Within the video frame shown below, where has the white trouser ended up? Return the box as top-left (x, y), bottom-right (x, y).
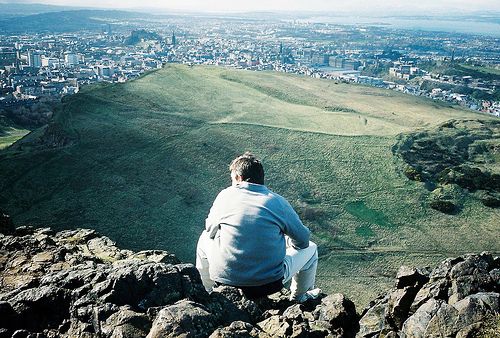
top-left (195, 231), bottom-right (318, 298)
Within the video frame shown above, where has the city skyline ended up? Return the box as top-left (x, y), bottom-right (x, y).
top-left (4, 0), bottom-right (500, 14)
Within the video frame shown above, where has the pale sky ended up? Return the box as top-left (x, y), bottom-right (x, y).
top-left (9, 0), bottom-right (500, 14)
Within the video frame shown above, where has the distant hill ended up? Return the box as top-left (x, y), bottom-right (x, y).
top-left (0, 9), bottom-right (151, 33)
top-left (0, 64), bottom-right (498, 306)
top-left (0, 3), bottom-right (87, 18)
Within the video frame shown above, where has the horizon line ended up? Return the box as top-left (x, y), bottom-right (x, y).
top-left (1, 1), bottom-right (500, 16)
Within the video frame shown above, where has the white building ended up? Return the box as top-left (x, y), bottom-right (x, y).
top-left (41, 56), bottom-right (60, 68)
top-left (95, 65), bottom-right (115, 78)
top-left (64, 52), bottom-right (78, 66)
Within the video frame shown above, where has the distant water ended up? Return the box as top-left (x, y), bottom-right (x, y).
top-left (305, 16), bottom-right (500, 38)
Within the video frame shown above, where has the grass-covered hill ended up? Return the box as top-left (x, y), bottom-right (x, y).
top-left (0, 117), bottom-right (29, 150)
top-left (0, 64), bottom-right (498, 307)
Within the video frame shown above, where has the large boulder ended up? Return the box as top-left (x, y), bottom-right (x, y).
top-left (7, 285), bottom-right (72, 331)
top-left (147, 300), bottom-right (216, 338)
top-left (357, 295), bottom-right (388, 337)
top-left (96, 261), bottom-right (185, 308)
top-left (209, 321), bottom-right (259, 338)
top-left (422, 293), bottom-right (500, 337)
top-left (359, 253), bottom-right (500, 338)
top-left (313, 293), bottom-right (358, 337)
top-left (401, 298), bottom-right (444, 338)
top-left (395, 266), bottom-right (430, 289)
top-left (102, 306), bottom-right (152, 338)
top-left (410, 278), bottom-right (449, 313)
top-left (208, 286), bottom-right (263, 324)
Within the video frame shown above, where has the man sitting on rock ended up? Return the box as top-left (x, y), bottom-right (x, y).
top-left (196, 152), bottom-right (320, 302)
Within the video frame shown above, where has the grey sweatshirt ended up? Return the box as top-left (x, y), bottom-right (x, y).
top-left (205, 181), bottom-right (310, 286)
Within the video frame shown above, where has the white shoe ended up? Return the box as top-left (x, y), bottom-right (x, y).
top-left (291, 288), bottom-right (322, 303)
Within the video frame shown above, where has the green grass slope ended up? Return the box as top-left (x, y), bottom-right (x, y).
top-left (1, 64), bottom-right (498, 307)
top-left (0, 117), bottom-right (30, 150)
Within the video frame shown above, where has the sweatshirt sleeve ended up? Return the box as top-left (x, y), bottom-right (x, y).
top-left (205, 189), bottom-right (227, 238)
top-left (280, 197), bottom-right (310, 249)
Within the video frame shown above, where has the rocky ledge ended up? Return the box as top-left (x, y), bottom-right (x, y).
top-left (0, 216), bottom-right (498, 337)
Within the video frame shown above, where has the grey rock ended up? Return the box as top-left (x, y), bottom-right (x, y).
top-left (453, 292), bottom-right (499, 324)
top-left (70, 302), bottom-right (119, 336)
top-left (8, 285), bottom-right (71, 331)
top-left (357, 295), bottom-right (388, 337)
top-left (494, 256), bottom-right (500, 270)
top-left (98, 261), bottom-right (183, 309)
top-left (411, 279), bottom-right (449, 313)
top-left (209, 321), bottom-right (259, 338)
top-left (65, 318), bottom-right (99, 338)
top-left (3, 226), bottom-right (498, 338)
top-left (13, 226), bottom-right (35, 237)
top-left (102, 306), bottom-right (151, 338)
top-left (147, 300), bottom-right (216, 338)
top-left (489, 268), bottom-right (500, 291)
top-left (386, 286), bottom-right (420, 330)
top-left (402, 298), bottom-right (444, 338)
top-left (395, 266), bottom-right (429, 289)
top-left (449, 272), bottom-right (493, 305)
top-left (257, 315), bottom-right (291, 337)
top-left (209, 286), bottom-right (262, 324)
top-left (55, 228), bottom-right (99, 245)
top-left (423, 301), bottom-right (459, 337)
top-left (313, 293), bottom-right (358, 337)
top-left (175, 263), bottom-right (209, 303)
top-left (424, 292), bottom-right (499, 337)
top-left (450, 255), bottom-right (490, 279)
top-left (86, 236), bottom-right (127, 262)
top-left (430, 257), bottom-right (464, 281)
top-left (129, 250), bottom-right (180, 264)
top-left (455, 322), bottom-right (484, 338)
top-left (283, 304), bottom-right (305, 321)
top-left (39, 265), bottom-right (100, 290)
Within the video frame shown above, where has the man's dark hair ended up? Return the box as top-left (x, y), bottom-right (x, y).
top-left (229, 152), bottom-right (265, 185)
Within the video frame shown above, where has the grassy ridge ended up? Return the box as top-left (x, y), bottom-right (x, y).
top-left (0, 64), bottom-right (498, 307)
top-left (0, 117), bottom-right (30, 150)
top-left (0, 128), bottom-right (29, 149)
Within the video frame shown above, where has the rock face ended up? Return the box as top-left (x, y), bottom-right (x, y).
top-left (0, 226), bottom-right (357, 337)
top-left (358, 254), bottom-right (500, 337)
top-left (1, 223), bottom-right (498, 337)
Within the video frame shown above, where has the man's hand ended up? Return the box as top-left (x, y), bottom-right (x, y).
top-left (285, 235), bottom-right (309, 250)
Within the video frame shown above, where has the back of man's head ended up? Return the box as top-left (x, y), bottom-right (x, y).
top-left (229, 152), bottom-right (265, 185)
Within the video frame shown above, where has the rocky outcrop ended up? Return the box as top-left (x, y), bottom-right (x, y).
top-left (393, 119), bottom-right (500, 213)
top-left (1, 223), bottom-right (498, 337)
top-left (357, 253), bottom-right (500, 337)
top-left (0, 226), bottom-right (357, 338)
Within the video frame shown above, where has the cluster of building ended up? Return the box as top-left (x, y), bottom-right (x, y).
top-left (0, 32), bottom-right (164, 108)
top-left (389, 61), bottom-right (423, 80)
top-left (0, 16), bottom-right (498, 117)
